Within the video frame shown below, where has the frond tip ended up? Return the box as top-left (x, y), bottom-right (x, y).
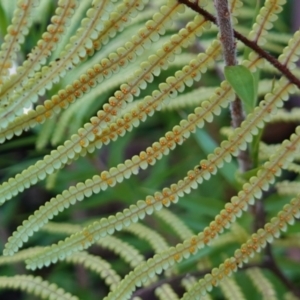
top-left (0, 275), bottom-right (78, 300)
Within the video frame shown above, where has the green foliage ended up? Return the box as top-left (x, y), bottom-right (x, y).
top-left (0, 0), bottom-right (300, 299)
top-left (224, 65), bottom-right (257, 115)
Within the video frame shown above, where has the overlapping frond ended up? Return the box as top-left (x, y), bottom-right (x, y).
top-left (42, 221), bottom-right (145, 269)
top-left (99, 127), bottom-right (300, 300)
top-left (0, 0), bottom-right (185, 142)
top-left (12, 0), bottom-right (298, 271)
top-left (0, 0), bottom-right (300, 299)
top-left (0, 2), bottom-right (207, 204)
top-left (3, 37), bottom-right (222, 255)
top-left (0, 275), bottom-right (78, 300)
top-left (246, 268), bottom-right (278, 300)
top-left (0, 0), bottom-right (40, 85)
top-left (155, 283), bottom-right (180, 300)
top-left (0, 0), bottom-right (123, 126)
top-left (181, 195), bottom-right (300, 299)
top-left (0, 0), bottom-right (78, 94)
top-left (219, 276), bottom-right (247, 300)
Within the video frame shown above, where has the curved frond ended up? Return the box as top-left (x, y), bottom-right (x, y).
top-left (3, 38), bottom-right (222, 255)
top-left (0, 0), bottom-right (143, 128)
top-left (0, 0), bottom-right (78, 95)
top-left (0, 275), bottom-right (78, 300)
top-left (181, 195), bottom-right (300, 299)
top-left (182, 276), bottom-right (213, 300)
top-left (21, 72), bottom-right (299, 270)
top-left (65, 251), bottom-right (121, 291)
top-left (219, 276), bottom-right (247, 300)
top-left (42, 221), bottom-right (145, 268)
top-left (0, 0), bottom-right (40, 85)
top-left (276, 181), bottom-right (300, 196)
top-left (154, 208), bottom-right (194, 240)
top-left (155, 283), bottom-right (180, 300)
top-left (0, 0), bottom-right (300, 299)
top-left (0, 0), bottom-right (186, 142)
top-left (0, 6), bottom-right (210, 204)
top-left (125, 222), bottom-right (170, 253)
top-left (246, 268), bottom-right (278, 300)
top-left (98, 126), bottom-right (300, 300)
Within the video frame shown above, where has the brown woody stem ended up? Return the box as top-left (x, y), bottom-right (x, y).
top-left (178, 0), bottom-right (300, 90)
top-left (214, 0), bottom-right (250, 172)
top-left (214, 0), bottom-right (237, 66)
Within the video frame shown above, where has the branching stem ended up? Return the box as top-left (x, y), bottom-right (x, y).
top-left (214, 0), bottom-right (237, 66)
top-left (213, 0), bottom-right (250, 173)
top-left (178, 0), bottom-right (300, 90)
top-left (213, 0), bottom-right (242, 128)
top-left (176, 2), bottom-right (300, 298)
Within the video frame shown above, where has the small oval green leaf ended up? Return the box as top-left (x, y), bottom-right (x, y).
top-left (224, 65), bottom-right (256, 114)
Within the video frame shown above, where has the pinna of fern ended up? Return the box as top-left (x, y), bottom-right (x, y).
top-left (0, 0), bottom-right (261, 256)
top-left (1, 0), bottom-right (300, 299)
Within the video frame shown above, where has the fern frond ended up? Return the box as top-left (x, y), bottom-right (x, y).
top-left (0, 6), bottom-right (209, 204)
top-left (0, 0), bottom-right (78, 96)
top-left (154, 208), bottom-right (194, 240)
top-left (97, 126), bottom-right (300, 300)
top-left (276, 181), bottom-right (300, 196)
top-left (41, 221), bottom-right (161, 286)
top-left (0, 246), bottom-right (121, 292)
top-left (99, 235), bottom-right (145, 269)
top-left (260, 143), bottom-right (300, 165)
top-left (0, 0), bottom-right (251, 207)
top-left (0, 0), bottom-right (186, 143)
top-left (0, 0), bottom-right (144, 128)
top-left (161, 86), bottom-right (216, 110)
top-left (127, 212), bottom-right (183, 276)
top-left (211, 223), bottom-right (249, 247)
top-left (17, 75), bottom-right (295, 268)
top-left (64, 251), bottom-right (121, 291)
top-left (210, 232), bottom-right (236, 247)
top-left (259, 142), bottom-right (279, 160)
top-left (163, 78), bottom-right (276, 111)
top-left (125, 222), bottom-right (170, 253)
top-left (219, 276), bottom-right (247, 300)
top-left (155, 283), bottom-right (180, 300)
top-left (0, 0), bottom-right (40, 85)
top-left (182, 276), bottom-right (213, 300)
top-left (269, 108), bottom-right (300, 123)
top-left (50, 50), bottom-right (189, 143)
top-left (248, 0), bottom-right (286, 46)
top-left (283, 162), bottom-right (300, 174)
top-left (181, 195), bottom-right (300, 299)
top-left (53, 0), bottom-right (93, 56)
top-left (274, 235), bottom-right (300, 248)
top-left (51, 64), bottom-right (132, 145)
top-left (181, 275), bottom-right (197, 291)
top-left (246, 268), bottom-right (278, 300)
top-left (19, 31), bottom-right (300, 268)
top-left (279, 30), bottom-right (300, 69)
top-left (0, 275), bottom-right (78, 300)
top-left (42, 221), bottom-right (145, 269)
top-left (0, 0), bottom-right (299, 299)
top-left (0, 247), bottom-right (42, 265)
top-left (3, 38), bottom-right (223, 255)
top-left (260, 143), bottom-right (300, 174)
